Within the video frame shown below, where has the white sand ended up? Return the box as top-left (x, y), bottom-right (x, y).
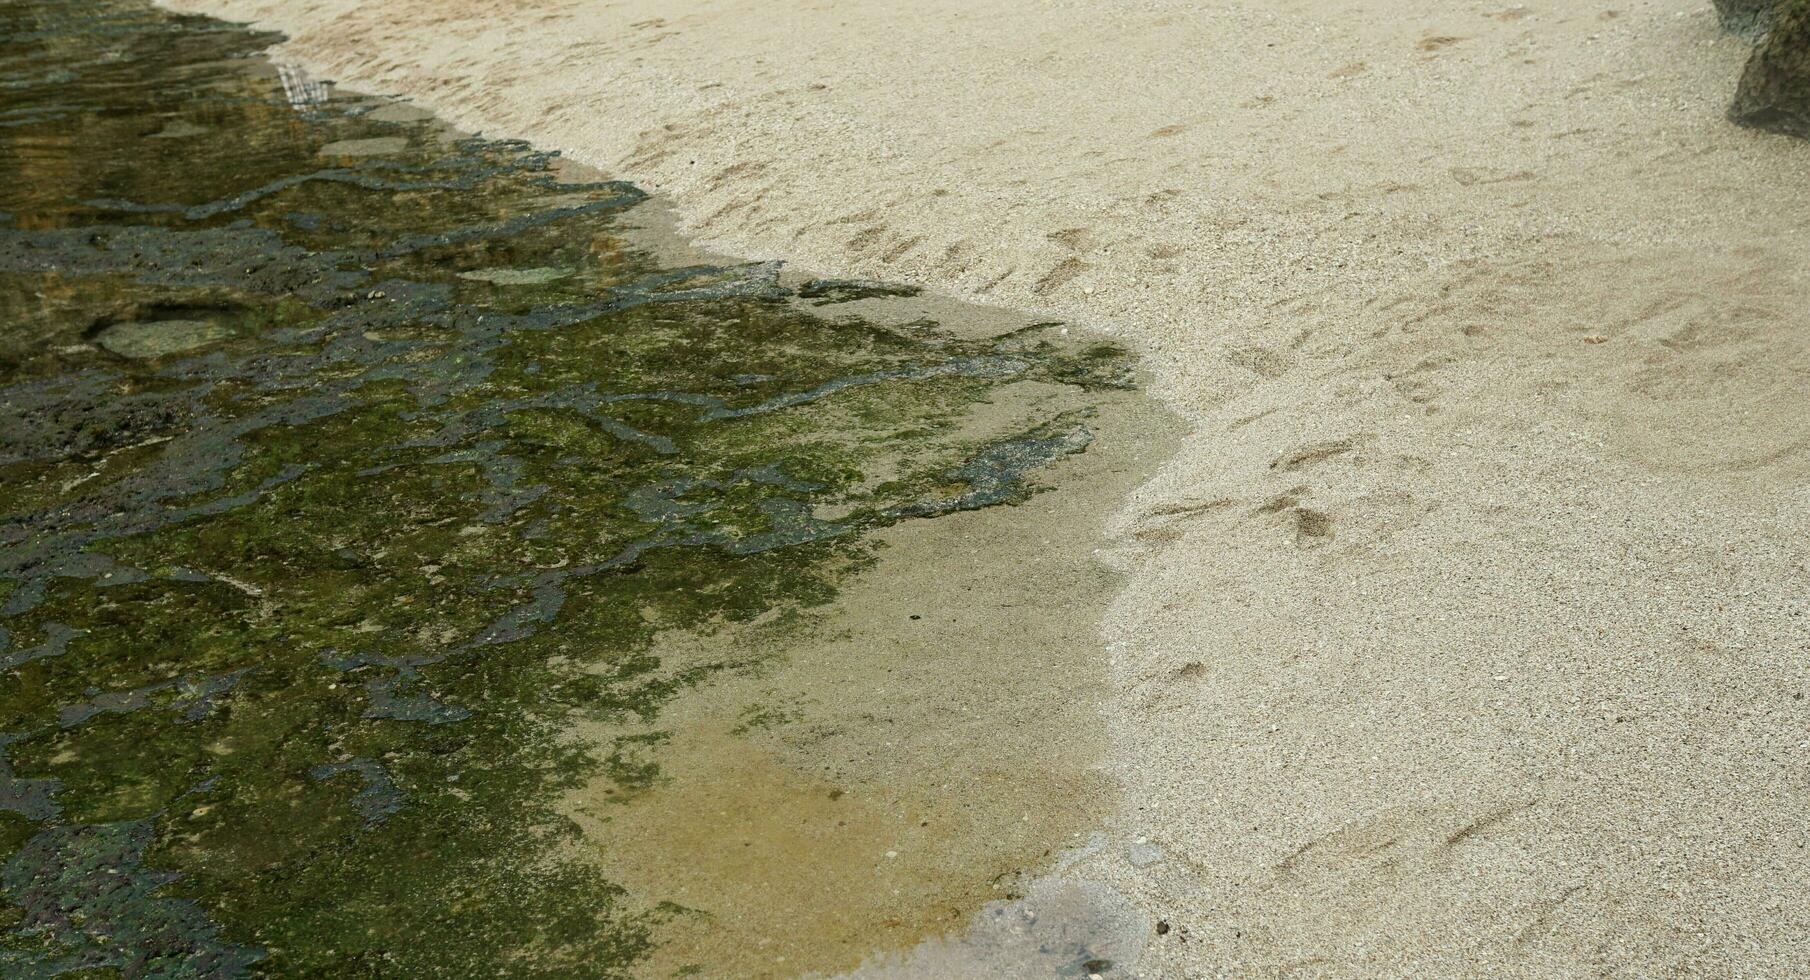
top-left (159, 0), bottom-right (1810, 973)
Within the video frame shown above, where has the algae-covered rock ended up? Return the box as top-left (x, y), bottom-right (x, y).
top-left (1717, 0), bottom-right (1780, 38)
top-left (1730, 0), bottom-right (1810, 139)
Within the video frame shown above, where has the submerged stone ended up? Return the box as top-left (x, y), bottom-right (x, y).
top-left (456, 265), bottom-right (572, 285)
top-left (317, 135), bottom-right (408, 156)
top-left (147, 119), bottom-right (209, 139)
top-left (93, 319), bottom-right (233, 358)
top-left (1730, 0), bottom-right (1810, 139)
top-left (364, 101), bottom-right (435, 123)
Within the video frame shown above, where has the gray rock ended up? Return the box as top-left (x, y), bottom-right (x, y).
top-left (1717, 0), bottom-right (1781, 39)
top-left (1730, 0), bottom-right (1810, 139)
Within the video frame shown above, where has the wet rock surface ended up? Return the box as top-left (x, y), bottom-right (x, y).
top-left (0, 0), bottom-right (1154, 974)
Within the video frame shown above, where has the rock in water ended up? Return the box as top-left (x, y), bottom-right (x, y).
top-left (1730, 0), bottom-right (1810, 139)
top-left (455, 266), bottom-right (572, 285)
top-left (317, 136), bottom-right (408, 157)
top-left (1717, 0), bottom-right (1781, 39)
top-left (94, 319), bottom-right (233, 359)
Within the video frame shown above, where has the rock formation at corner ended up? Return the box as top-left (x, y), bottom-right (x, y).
top-left (1717, 0), bottom-right (1782, 38)
top-left (1728, 0), bottom-right (1810, 139)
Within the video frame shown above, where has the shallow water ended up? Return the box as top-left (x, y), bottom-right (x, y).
top-left (0, 0), bottom-right (1173, 975)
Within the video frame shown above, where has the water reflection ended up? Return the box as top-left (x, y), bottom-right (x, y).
top-left (276, 62), bottom-right (331, 111)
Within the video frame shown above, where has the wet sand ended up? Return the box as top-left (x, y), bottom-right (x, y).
top-left (156, 0), bottom-right (1810, 974)
top-left (562, 199), bottom-right (1183, 979)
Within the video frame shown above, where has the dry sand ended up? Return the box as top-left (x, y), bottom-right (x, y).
top-left (157, 0), bottom-right (1810, 974)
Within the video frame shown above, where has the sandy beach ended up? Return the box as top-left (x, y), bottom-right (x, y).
top-left (153, 0), bottom-right (1810, 973)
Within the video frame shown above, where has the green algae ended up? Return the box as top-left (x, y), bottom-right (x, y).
top-left (0, 0), bottom-right (1149, 975)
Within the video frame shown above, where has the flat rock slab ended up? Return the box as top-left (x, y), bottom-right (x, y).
top-left (148, 120), bottom-right (210, 139)
top-left (317, 136), bottom-right (408, 157)
top-left (95, 319), bottom-right (234, 359)
top-left (365, 102), bottom-right (434, 123)
top-left (456, 266), bottom-right (572, 285)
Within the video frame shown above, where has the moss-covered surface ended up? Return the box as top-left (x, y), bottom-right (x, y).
top-left (1730, 0), bottom-right (1810, 139)
top-left (0, 0), bottom-right (1142, 975)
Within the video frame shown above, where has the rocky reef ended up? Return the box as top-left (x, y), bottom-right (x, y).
top-left (0, 0), bottom-right (1146, 974)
